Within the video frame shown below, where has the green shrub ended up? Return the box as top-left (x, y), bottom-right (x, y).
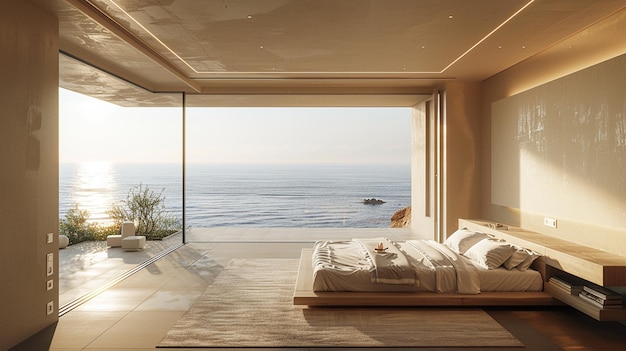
top-left (93, 223), bottom-right (117, 241)
top-left (59, 206), bottom-right (101, 245)
top-left (59, 184), bottom-right (181, 245)
top-left (107, 184), bottom-right (181, 240)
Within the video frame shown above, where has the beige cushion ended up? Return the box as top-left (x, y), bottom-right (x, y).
top-left (121, 221), bottom-right (136, 238)
top-left (503, 246), bottom-right (528, 270)
top-left (517, 250), bottom-right (541, 271)
top-left (122, 235), bottom-right (146, 251)
top-left (106, 235), bottom-right (122, 247)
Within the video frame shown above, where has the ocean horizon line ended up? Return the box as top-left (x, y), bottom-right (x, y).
top-left (59, 161), bottom-right (411, 166)
top-left (59, 162), bottom-right (410, 228)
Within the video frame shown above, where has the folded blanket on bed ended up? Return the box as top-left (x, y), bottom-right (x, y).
top-left (354, 238), bottom-right (417, 285)
top-left (407, 240), bottom-right (480, 294)
top-left (312, 240), bottom-right (371, 275)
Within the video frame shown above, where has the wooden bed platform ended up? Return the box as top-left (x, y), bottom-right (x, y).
top-left (293, 248), bottom-right (557, 307)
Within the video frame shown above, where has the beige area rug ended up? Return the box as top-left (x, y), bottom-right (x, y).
top-left (158, 259), bottom-right (522, 348)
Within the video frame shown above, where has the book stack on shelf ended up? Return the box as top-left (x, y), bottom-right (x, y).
top-left (579, 285), bottom-right (624, 309)
top-left (548, 276), bottom-right (583, 295)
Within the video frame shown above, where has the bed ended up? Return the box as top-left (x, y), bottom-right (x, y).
top-left (293, 220), bottom-right (558, 306)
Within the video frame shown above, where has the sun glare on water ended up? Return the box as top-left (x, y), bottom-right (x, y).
top-left (72, 161), bottom-right (117, 224)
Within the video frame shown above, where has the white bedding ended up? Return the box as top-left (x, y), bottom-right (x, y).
top-left (312, 238), bottom-right (543, 293)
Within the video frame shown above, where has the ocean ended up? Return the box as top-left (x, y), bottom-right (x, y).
top-left (59, 162), bottom-right (411, 228)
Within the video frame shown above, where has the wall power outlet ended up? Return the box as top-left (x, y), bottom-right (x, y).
top-left (46, 301), bottom-right (54, 316)
top-left (544, 217), bottom-right (557, 228)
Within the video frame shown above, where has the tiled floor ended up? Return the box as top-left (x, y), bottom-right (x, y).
top-left (49, 227), bottom-right (626, 350)
top-left (51, 227), bottom-right (417, 350)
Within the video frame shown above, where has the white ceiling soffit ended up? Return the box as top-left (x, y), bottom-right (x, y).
top-left (54, 0), bottom-right (626, 106)
top-left (59, 54), bottom-right (184, 107)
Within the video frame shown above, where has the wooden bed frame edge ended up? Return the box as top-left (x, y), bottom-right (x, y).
top-left (293, 247), bottom-right (558, 307)
top-left (293, 218), bottom-right (566, 306)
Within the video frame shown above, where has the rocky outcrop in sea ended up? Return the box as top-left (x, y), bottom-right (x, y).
top-left (390, 206), bottom-right (411, 228)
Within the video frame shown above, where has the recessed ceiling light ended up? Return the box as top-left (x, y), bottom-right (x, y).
top-left (498, 45), bottom-right (503, 49)
top-left (521, 45), bottom-right (526, 49)
top-left (107, 0), bottom-right (535, 75)
top-left (440, 0), bottom-right (535, 73)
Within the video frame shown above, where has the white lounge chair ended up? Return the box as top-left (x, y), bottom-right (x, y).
top-left (106, 221), bottom-right (136, 247)
top-left (122, 233), bottom-right (146, 251)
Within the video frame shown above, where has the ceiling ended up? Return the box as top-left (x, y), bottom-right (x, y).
top-left (38, 0), bottom-right (626, 106)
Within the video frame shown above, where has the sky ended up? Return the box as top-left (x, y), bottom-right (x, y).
top-left (59, 88), bottom-right (412, 164)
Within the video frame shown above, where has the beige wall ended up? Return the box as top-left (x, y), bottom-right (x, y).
top-left (480, 9), bottom-right (626, 256)
top-left (411, 99), bottom-right (437, 239)
top-left (0, 2), bottom-right (59, 349)
top-left (441, 82), bottom-right (482, 238)
top-left (410, 83), bottom-right (482, 241)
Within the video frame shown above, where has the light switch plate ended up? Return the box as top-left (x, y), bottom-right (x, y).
top-left (47, 232), bottom-right (53, 244)
top-left (46, 301), bottom-right (54, 316)
top-left (47, 279), bottom-right (53, 291)
top-left (47, 253), bottom-right (54, 276)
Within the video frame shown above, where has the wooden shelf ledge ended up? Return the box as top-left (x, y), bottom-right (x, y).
top-left (460, 219), bottom-right (626, 287)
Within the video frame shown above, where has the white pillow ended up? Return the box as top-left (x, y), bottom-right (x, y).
top-left (444, 228), bottom-right (489, 254)
top-left (517, 250), bottom-right (541, 271)
top-left (464, 239), bottom-right (516, 270)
